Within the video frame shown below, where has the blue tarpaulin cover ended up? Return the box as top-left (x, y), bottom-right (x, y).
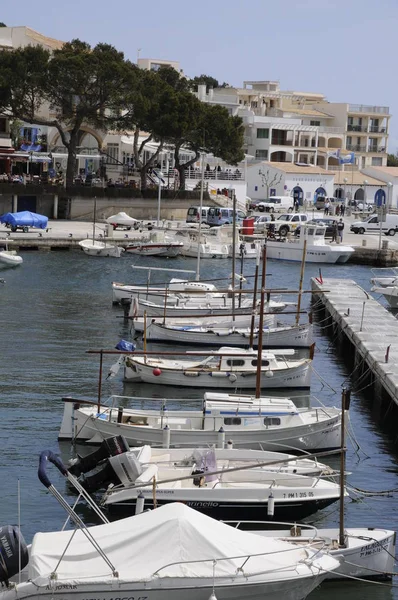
top-left (0, 211), bottom-right (48, 229)
top-left (115, 340), bottom-right (135, 352)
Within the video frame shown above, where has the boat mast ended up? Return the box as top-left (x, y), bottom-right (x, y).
top-left (92, 196), bottom-right (97, 245)
top-left (295, 231), bottom-right (307, 325)
top-left (249, 245), bottom-right (261, 349)
top-left (255, 243), bottom-right (267, 398)
top-left (231, 190), bottom-right (237, 321)
top-left (195, 153), bottom-right (206, 281)
top-left (339, 387), bottom-right (349, 548)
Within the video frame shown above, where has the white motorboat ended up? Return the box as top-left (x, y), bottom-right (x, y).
top-left (59, 392), bottom-right (342, 452)
top-left (78, 238), bottom-right (124, 257)
top-left (371, 284), bottom-right (398, 308)
top-left (0, 503), bottom-right (339, 600)
top-left (0, 243), bottom-right (23, 269)
top-left (250, 524), bottom-right (396, 581)
top-left (123, 346), bottom-right (312, 388)
top-left (112, 278), bottom-right (227, 304)
top-left (100, 451), bottom-right (344, 522)
top-left (132, 312), bottom-right (277, 333)
top-left (68, 442), bottom-right (335, 492)
top-left (370, 267), bottom-right (398, 288)
top-left (143, 320), bottom-right (313, 348)
top-left (266, 224), bottom-right (355, 264)
top-left (124, 240), bottom-right (183, 257)
top-left (131, 295), bottom-right (286, 318)
top-left (173, 227), bottom-right (229, 258)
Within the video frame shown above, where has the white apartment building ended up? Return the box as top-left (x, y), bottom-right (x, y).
top-left (196, 81), bottom-right (391, 173)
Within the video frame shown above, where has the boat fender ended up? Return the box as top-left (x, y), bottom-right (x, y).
top-left (183, 371), bottom-right (200, 377)
top-left (228, 373), bottom-right (237, 383)
top-left (153, 368), bottom-right (162, 376)
top-left (209, 372), bottom-right (229, 378)
top-left (0, 526), bottom-right (29, 586)
top-left (265, 370), bottom-right (274, 378)
top-left (267, 492), bottom-right (275, 517)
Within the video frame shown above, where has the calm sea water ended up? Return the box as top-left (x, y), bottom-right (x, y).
top-left (1, 250), bottom-right (397, 599)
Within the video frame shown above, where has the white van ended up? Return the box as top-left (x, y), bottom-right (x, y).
top-left (256, 196), bottom-right (294, 213)
top-left (186, 206), bottom-right (211, 223)
top-left (350, 214), bottom-right (398, 237)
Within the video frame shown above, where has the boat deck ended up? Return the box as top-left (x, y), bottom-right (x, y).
top-left (311, 277), bottom-right (398, 407)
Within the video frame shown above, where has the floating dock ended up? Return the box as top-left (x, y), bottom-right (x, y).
top-left (311, 277), bottom-right (398, 435)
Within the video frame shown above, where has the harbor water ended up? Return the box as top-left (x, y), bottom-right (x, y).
top-left (1, 250), bottom-right (398, 599)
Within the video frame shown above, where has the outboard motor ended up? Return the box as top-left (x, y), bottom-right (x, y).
top-left (68, 435), bottom-right (130, 476)
top-left (0, 526), bottom-right (29, 586)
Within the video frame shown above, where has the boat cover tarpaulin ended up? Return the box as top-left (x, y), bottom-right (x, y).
top-left (0, 211), bottom-right (48, 229)
top-left (28, 503), bottom-right (311, 585)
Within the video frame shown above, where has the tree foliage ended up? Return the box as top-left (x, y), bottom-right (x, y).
top-left (0, 40), bottom-right (136, 184)
top-left (387, 153), bottom-right (398, 167)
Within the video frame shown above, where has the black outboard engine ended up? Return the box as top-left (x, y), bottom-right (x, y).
top-left (0, 526), bottom-right (29, 587)
top-left (68, 435), bottom-right (130, 476)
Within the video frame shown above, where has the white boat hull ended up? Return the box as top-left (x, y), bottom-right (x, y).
top-left (145, 322), bottom-right (313, 348)
top-left (372, 286), bottom-right (398, 308)
top-left (125, 242), bottom-right (183, 257)
top-left (60, 403), bottom-right (342, 451)
top-left (266, 241), bottom-right (354, 264)
top-left (1, 572), bottom-right (330, 600)
top-left (132, 313), bottom-right (277, 333)
top-left (0, 251), bottom-right (23, 269)
top-left (124, 358), bottom-right (312, 388)
top-left (254, 527), bottom-right (396, 581)
top-left (79, 240), bottom-right (123, 257)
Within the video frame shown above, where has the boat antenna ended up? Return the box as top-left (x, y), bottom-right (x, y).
top-left (249, 244), bottom-right (261, 349)
top-left (231, 190), bottom-right (237, 321)
top-left (296, 227), bottom-right (307, 325)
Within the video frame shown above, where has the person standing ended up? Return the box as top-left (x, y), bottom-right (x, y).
top-left (331, 221), bottom-right (338, 243)
top-left (324, 200), bottom-right (330, 215)
top-left (337, 218), bottom-right (344, 242)
top-left (340, 203), bottom-right (345, 217)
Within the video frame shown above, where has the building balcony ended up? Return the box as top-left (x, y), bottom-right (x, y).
top-left (347, 125), bottom-right (368, 133)
top-left (368, 146), bottom-right (386, 153)
top-left (346, 144), bottom-right (367, 152)
top-left (271, 139), bottom-right (293, 146)
top-left (368, 126), bottom-right (387, 134)
top-left (349, 104), bottom-right (390, 115)
top-left (318, 126), bottom-right (345, 134)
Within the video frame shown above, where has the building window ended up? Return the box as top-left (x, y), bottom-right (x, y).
top-left (372, 157), bottom-right (383, 166)
top-left (106, 143), bottom-right (119, 165)
top-left (257, 128), bottom-right (269, 139)
top-left (0, 118), bottom-right (6, 133)
top-left (255, 149), bottom-right (268, 159)
top-left (310, 120), bottom-right (321, 126)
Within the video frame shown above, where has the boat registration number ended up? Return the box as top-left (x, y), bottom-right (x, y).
top-left (282, 492), bottom-right (315, 498)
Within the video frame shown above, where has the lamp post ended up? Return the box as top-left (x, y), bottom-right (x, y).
top-left (154, 169), bottom-right (164, 227)
top-left (363, 179), bottom-right (368, 218)
top-left (386, 181), bottom-right (392, 210)
top-left (343, 177), bottom-right (348, 205)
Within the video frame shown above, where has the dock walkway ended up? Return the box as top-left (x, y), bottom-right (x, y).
top-left (311, 277), bottom-right (398, 407)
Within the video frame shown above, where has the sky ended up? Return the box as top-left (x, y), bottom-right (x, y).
top-left (3, 0), bottom-right (398, 150)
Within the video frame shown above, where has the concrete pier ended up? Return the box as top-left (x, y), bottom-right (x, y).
top-left (311, 277), bottom-right (398, 436)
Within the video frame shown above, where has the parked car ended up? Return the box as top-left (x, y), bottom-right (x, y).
top-left (253, 214), bottom-right (273, 233)
top-left (207, 207), bottom-right (246, 226)
top-left (186, 206), bottom-right (211, 224)
top-left (350, 214), bottom-right (398, 236)
top-left (248, 199), bottom-right (265, 211)
top-left (253, 197), bottom-right (294, 213)
top-left (355, 202), bottom-right (374, 212)
top-left (274, 213), bottom-right (309, 236)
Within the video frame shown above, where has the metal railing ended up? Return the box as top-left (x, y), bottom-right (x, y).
top-left (349, 104), bottom-right (390, 114)
top-left (346, 144), bottom-right (367, 152)
top-left (318, 126), bottom-right (345, 134)
top-left (347, 125), bottom-right (368, 133)
top-left (369, 126), bottom-right (387, 133)
top-left (368, 146), bottom-right (386, 153)
top-left (271, 139), bottom-right (293, 146)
